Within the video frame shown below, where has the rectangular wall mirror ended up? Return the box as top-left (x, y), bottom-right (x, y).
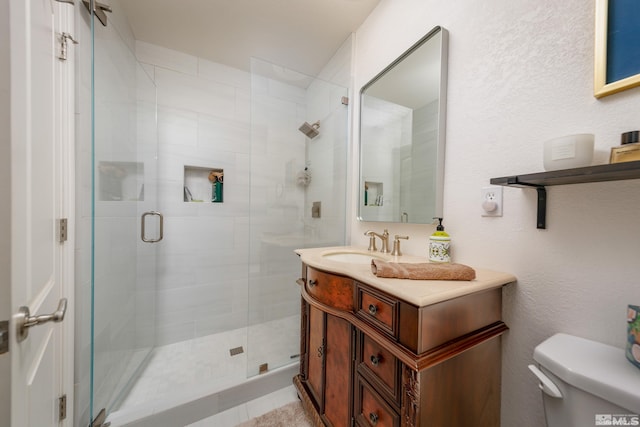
top-left (358, 26), bottom-right (448, 224)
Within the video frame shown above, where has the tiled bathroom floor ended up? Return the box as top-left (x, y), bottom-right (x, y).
top-left (117, 315), bottom-right (300, 413)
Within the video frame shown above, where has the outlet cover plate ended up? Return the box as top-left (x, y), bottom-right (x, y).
top-left (481, 186), bottom-right (503, 217)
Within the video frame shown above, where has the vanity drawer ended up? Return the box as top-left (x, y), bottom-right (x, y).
top-left (357, 285), bottom-right (398, 337)
top-left (358, 332), bottom-right (400, 405)
top-left (306, 267), bottom-right (354, 311)
top-left (355, 376), bottom-right (400, 427)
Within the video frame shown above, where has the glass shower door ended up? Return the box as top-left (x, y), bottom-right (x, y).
top-left (89, 9), bottom-right (159, 424)
top-left (247, 59), bottom-right (349, 377)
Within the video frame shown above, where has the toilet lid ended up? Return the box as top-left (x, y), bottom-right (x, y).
top-left (533, 333), bottom-right (640, 414)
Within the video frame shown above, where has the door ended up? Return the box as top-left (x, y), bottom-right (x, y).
top-left (324, 314), bottom-right (351, 427)
top-left (88, 3), bottom-right (159, 421)
top-left (10, 0), bottom-right (74, 426)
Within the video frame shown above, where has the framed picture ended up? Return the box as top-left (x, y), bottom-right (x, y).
top-left (594, 0), bottom-right (640, 98)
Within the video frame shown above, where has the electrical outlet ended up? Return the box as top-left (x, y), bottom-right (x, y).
top-left (481, 186), bottom-right (503, 217)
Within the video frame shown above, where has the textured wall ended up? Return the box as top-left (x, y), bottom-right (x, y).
top-left (352, 1), bottom-right (640, 426)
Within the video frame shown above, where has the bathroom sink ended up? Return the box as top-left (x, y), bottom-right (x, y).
top-left (321, 251), bottom-right (386, 264)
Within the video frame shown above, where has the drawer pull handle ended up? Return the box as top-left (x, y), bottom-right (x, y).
top-left (369, 412), bottom-right (379, 425)
top-left (308, 279), bottom-right (318, 287)
top-left (370, 354), bottom-right (381, 366)
top-left (368, 304), bottom-right (378, 315)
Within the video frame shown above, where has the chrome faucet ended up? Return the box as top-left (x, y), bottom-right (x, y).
top-left (364, 229), bottom-right (390, 253)
top-left (391, 235), bottom-right (409, 256)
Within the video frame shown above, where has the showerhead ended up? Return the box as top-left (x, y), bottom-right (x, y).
top-left (298, 120), bottom-right (320, 139)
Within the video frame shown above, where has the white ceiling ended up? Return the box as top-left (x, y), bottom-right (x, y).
top-left (119, 0), bottom-right (381, 77)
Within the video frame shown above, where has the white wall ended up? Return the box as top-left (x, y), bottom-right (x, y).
top-left (352, 1), bottom-right (640, 426)
top-left (0, 0), bottom-right (11, 423)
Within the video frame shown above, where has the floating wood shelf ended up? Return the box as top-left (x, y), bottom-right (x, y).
top-left (490, 160), bottom-right (640, 229)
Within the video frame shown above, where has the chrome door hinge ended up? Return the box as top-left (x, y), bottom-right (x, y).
top-left (82, 0), bottom-right (113, 27)
top-left (58, 33), bottom-right (78, 61)
top-left (0, 321), bottom-right (8, 354)
top-left (58, 395), bottom-right (67, 421)
top-left (58, 218), bottom-right (68, 242)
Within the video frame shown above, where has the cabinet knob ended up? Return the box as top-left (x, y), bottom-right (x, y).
top-left (370, 354), bottom-right (381, 366)
top-left (368, 304), bottom-right (378, 315)
top-left (369, 412), bottom-right (379, 425)
top-left (308, 279), bottom-right (318, 287)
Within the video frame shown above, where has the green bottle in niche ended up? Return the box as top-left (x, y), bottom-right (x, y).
top-left (212, 181), bottom-right (223, 202)
top-left (209, 170), bottom-right (223, 203)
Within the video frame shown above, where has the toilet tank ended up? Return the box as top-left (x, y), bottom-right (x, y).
top-left (530, 333), bottom-right (640, 427)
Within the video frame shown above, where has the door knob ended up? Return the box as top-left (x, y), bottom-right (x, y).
top-left (15, 298), bottom-right (67, 342)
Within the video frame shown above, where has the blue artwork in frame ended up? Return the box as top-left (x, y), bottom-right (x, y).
top-left (606, 0), bottom-right (640, 83)
top-left (594, 0), bottom-right (640, 98)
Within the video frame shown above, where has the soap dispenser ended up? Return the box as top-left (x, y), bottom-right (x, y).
top-left (429, 217), bottom-right (451, 263)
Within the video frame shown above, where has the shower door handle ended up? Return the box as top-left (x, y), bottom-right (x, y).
top-left (141, 211), bottom-right (164, 243)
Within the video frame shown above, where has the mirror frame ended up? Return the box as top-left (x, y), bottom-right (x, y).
top-left (357, 26), bottom-right (448, 224)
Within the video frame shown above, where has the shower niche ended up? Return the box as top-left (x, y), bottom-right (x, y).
top-left (363, 180), bottom-right (383, 206)
top-left (98, 161), bottom-right (144, 201)
top-left (183, 165), bottom-right (224, 203)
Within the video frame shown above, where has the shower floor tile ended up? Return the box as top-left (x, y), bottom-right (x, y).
top-left (116, 315), bottom-right (300, 413)
top-left (186, 385), bottom-right (299, 427)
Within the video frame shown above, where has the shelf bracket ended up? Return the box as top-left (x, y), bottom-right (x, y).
top-left (513, 183), bottom-right (546, 229)
top-left (535, 186), bottom-right (546, 229)
top-left (491, 178), bottom-right (547, 229)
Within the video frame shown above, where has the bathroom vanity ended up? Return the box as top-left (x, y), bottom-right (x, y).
top-left (293, 247), bottom-right (516, 427)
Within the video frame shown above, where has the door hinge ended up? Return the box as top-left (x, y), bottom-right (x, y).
top-left (0, 321), bottom-right (8, 354)
top-left (58, 218), bottom-right (68, 242)
top-left (58, 395), bottom-right (67, 421)
top-left (58, 33), bottom-right (78, 61)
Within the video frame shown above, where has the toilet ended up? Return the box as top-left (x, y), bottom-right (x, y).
top-left (529, 333), bottom-right (640, 427)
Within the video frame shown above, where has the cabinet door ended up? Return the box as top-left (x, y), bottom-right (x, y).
top-left (307, 304), bottom-right (325, 407)
top-left (324, 314), bottom-right (352, 427)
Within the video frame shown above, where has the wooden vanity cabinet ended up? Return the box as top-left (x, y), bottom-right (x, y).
top-left (295, 264), bottom-right (508, 427)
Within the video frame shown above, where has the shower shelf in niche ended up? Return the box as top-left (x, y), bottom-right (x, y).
top-left (184, 165), bottom-right (224, 203)
top-left (98, 161), bottom-right (144, 201)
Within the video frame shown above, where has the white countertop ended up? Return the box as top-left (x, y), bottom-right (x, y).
top-left (295, 246), bottom-right (516, 307)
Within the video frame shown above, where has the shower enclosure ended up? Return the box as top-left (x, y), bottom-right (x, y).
top-left (74, 3), bottom-right (350, 426)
